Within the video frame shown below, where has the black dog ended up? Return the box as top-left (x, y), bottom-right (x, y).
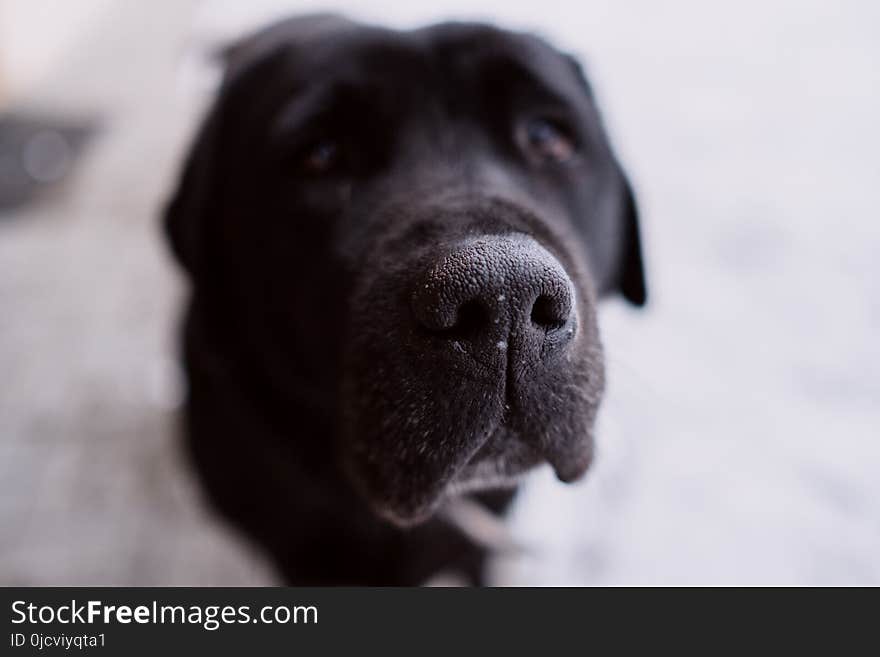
top-left (164, 14), bottom-right (646, 585)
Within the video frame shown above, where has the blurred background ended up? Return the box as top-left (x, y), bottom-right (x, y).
top-left (1, 0), bottom-right (877, 585)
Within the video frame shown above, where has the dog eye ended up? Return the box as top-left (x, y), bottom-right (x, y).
top-left (520, 118), bottom-right (577, 163)
top-left (301, 139), bottom-right (339, 175)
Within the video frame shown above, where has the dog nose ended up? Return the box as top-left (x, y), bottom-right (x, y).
top-left (411, 235), bottom-right (575, 354)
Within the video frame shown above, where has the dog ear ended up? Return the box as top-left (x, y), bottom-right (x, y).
top-left (163, 104), bottom-right (221, 279)
top-left (164, 13), bottom-right (359, 280)
top-left (564, 54), bottom-right (648, 307)
top-left (615, 174), bottom-right (647, 306)
top-left (163, 31), bottom-right (279, 279)
top-left (163, 32), bottom-right (287, 279)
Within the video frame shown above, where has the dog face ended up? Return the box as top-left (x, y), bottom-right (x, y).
top-left (165, 14), bottom-right (646, 526)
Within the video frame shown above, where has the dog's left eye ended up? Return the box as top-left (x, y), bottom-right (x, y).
top-left (300, 139), bottom-right (339, 175)
top-left (519, 118), bottom-right (577, 164)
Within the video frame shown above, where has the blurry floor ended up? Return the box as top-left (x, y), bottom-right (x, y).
top-left (1, 0), bottom-right (878, 585)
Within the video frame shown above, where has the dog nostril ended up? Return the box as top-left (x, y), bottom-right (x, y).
top-left (531, 294), bottom-right (568, 330)
top-left (449, 299), bottom-right (489, 338)
top-left (412, 235), bottom-right (576, 345)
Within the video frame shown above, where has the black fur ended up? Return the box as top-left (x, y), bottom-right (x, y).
top-left (164, 14), bottom-right (646, 585)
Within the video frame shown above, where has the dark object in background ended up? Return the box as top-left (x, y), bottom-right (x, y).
top-left (164, 14), bottom-right (646, 585)
top-left (0, 112), bottom-right (95, 213)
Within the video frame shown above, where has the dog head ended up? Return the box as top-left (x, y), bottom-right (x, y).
top-left (165, 14), bottom-right (646, 526)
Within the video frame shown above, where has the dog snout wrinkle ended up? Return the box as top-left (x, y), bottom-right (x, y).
top-left (411, 235), bottom-right (576, 368)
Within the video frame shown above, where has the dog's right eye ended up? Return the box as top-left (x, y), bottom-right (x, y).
top-left (300, 139), bottom-right (339, 175)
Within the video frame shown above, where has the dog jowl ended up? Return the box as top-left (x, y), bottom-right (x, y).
top-left (164, 14), bottom-right (646, 584)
